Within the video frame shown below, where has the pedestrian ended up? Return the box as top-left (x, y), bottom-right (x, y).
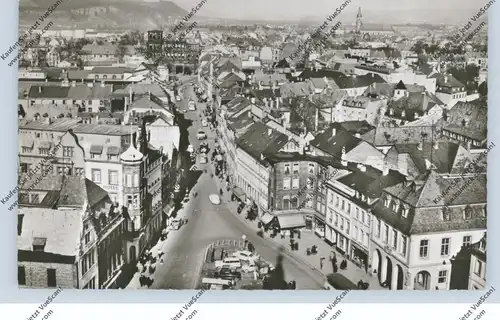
top-left (320, 257), bottom-right (325, 269)
top-left (333, 263), bottom-right (338, 273)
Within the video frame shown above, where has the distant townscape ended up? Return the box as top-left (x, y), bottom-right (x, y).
top-left (15, 3), bottom-right (487, 291)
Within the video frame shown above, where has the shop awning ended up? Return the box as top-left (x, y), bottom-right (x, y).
top-left (276, 214), bottom-right (306, 230)
top-left (107, 146), bottom-right (120, 155)
top-left (260, 212), bottom-right (275, 225)
top-left (232, 187), bottom-right (245, 199)
top-left (90, 144), bottom-right (103, 154)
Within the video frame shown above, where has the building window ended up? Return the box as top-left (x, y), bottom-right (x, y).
top-left (292, 163), bottom-right (299, 174)
top-left (283, 196), bottom-right (290, 209)
top-left (126, 174), bottom-right (132, 187)
top-left (334, 214), bottom-right (339, 226)
top-left (91, 169), bottom-right (101, 183)
top-left (441, 238), bottom-right (450, 256)
top-left (133, 174), bottom-right (139, 187)
top-left (90, 152), bottom-right (100, 159)
top-left (283, 163), bottom-right (290, 175)
top-left (133, 195), bottom-right (139, 209)
top-left (346, 221), bottom-right (350, 234)
top-left (347, 203), bottom-right (351, 214)
top-left (464, 206), bottom-right (473, 220)
top-left (354, 226), bottom-right (358, 240)
top-left (438, 270), bottom-right (447, 283)
top-left (402, 206), bottom-right (408, 218)
top-left (47, 268), bottom-right (56, 287)
top-left (290, 197), bottom-right (298, 208)
top-left (84, 277), bottom-right (96, 289)
top-left (108, 170), bottom-right (118, 185)
top-left (292, 178), bottom-right (299, 189)
top-left (419, 239), bottom-right (429, 258)
top-left (384, 224), bottom-right (389, 243)
top-left (308, 163), bottom-right (315, 174)
top-left (63, 146), bottom-right (74, 157)
top-left (384, 196), bottom-right (390, 207)
top-left (127, 195), bottom-right (133, 207)
top-left (463, 235), bottom-right (472, 247)
top-left (18, 266), bottom-right (26, 285)
top-left (305, 196), bottom-right (313, 208)
top-left (376, 219), bottom-right (381, 238)
top-left (474, 260), bottom-right (483, 276)
top-left (442, 208), bottom-right (451, 221)
top-left (82, 250), bottom-right (95, 275)
top-left (306, 177), bottom-right (314, 189)
top-left (401, 236), bottom-right (407, 257)
top-left (283, 178), bottom-right (291, 190)
top-left (341, 199), bottom-right (345, 211)
top-left (392, 230), bottom-right (398, 250)
top-left (361, 211), bottom-right (366, 223)
top-left (335, 196), bottom-right (339, 207)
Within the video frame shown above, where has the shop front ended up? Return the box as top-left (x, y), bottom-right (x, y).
top-left (350, 241), bottom-right (369, 271)
top-left (313, 214), bottom-right (326, 238)
top-left (324, 225), bottom-right (336, 246)
top-left (276, 213), bottom-right (306, 236)
top-left (231, 186), bottom-right (246, 203)
top-left (304, 214), bottom-right (314, 230)
top-left (334, 231), bottom-right (349, 255)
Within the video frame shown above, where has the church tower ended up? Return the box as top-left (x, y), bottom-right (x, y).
top-left (355, 7), bottom-right (363, 34)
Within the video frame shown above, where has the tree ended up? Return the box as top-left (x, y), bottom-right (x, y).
top-left (115, 45), bottom-right (128, 63)
top-left (478, 81), bottom-right (487, 97)
top-left (411, 40), bottom-right (425, 54)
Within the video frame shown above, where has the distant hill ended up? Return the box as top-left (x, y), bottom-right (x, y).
top-left (19, 0), bottom-right (189, 30)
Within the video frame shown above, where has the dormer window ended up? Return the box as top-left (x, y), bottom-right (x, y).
top-left (442, 207), bottom-right (451, 221)
top-left (32, 237), bottom-right (47, 252)
top-left (401, 206), bottom-right (408, 218)
top-left (361, 194), bottom-right (366, 202)
top-left (384, 195), bottom-right (391, 207)
top-left (392, 200), bottom-right (400, 212)
top-left (464, 205), bottom-right (473, 220)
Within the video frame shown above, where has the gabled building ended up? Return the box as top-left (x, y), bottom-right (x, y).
top-left (431, 73), bottom-right (467, 108)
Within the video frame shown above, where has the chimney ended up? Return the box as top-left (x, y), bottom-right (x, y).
top-left (251, 97), bottom-right (256, 104)
top-left (332, 127), bottom-right (336, 136)
top-left (355, 133), bottom-right (361, 138)
top-left (268, 128), bottom-right (272, 136)
top-left (433, 141), bottom-right (439, 150)
top-left (417, 142), bottom-right (423, 150)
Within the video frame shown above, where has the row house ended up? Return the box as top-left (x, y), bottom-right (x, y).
top-left (19, 118), bottom-right (138, 206)
top-left (324, 164), bottom-right (404, 268)
top-left (27, 82), bottom-right (113, 112)
top-left (468, 235), bottom-right (486, 290)
top-left (266, 153), bottom-right (342, 234)
top-left (234, 122), bottom-right (290, 211)
top-left (87, 67), bottom-right (135, 83)
top-left (369, 170), bottom-right (487, 290)
top-left (17, 133), bottom-right (125, 289)
top-left (81, 45), bottom-right (138, 64)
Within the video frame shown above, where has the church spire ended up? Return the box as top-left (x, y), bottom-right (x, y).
top-left (355, 7), bottom-right (363, 34)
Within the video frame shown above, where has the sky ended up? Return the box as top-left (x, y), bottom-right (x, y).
top-left (167, 0), bottom-right (481, 22)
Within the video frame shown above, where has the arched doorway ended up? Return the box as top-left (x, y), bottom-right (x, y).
top-left (129, 245), bottom-right (137, 262)
top-left (396, 265), bottom-right (404, 290)
top-left (385, 257), bottom-right (393, 288)
top-left (414, 271), bottom-right (431, 290)
top-left (372, 249), bottom-right (382, 282)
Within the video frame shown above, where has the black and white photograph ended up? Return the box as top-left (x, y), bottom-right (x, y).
top-left (13, 0), bottom-right (488, 291)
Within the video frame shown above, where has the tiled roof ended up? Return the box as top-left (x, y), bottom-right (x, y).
top-left (28, 86), bottom-right (70, 99)
top-left (430, 73), bottom-right (465, 88)
top-left (439, 99), bottom-right (487, 141)
top-left (85, 179), bottom-right (109, 207)
top-left (374, 171), bottom-right (486, 234)
top-left (363, 82), bottom-right (395, 98)
top-left (338, 166), bottom-right (405, 198)
top-left (225, 96), bottom-right (252, 116)
top-left (280, 82), bottom-right (312, 97)
top-left (332, 73), bottom-right (386, 89)
top-left (227, 111), bottom-right (254, 131)
top-left (20, 118), bottom-right (138, 135)
top-left (67, 84), bottom-right (113, 100)
top-left (310, 123), bottom-right (362, 157)
top-left (57, 176), bottom-right (87, 207)
top-left (362, 125), bottom-right (441, 147)
top-left (90, 67), bottom-right (134, 74)
top-left (393, 142), bottom-right (461, 175)
top-left (17, 207), bottom-right (83, 257)
top-left (235, 122), bottom-right (289, 166)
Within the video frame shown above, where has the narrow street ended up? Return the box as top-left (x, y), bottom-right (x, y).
top-left (151, 82), bottom-right (325, 289)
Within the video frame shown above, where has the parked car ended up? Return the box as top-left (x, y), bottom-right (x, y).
top-left (196, 130), bottom-right (207, 140)
top-left (241, 260), bottom-right (257, 273)
top-left (324, 273), bottom-right (360, 290)
top-left (214, 257), bottom-right (241, 269)
top-left (201, 119), bottom-right (208, 127)
top-left (232, 250), bottom-right (260, 263)
top-left (216, 267), bottom-right (242, 280)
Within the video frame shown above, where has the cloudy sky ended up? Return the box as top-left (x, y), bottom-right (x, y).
top-left (168, 0), bottom-right (482, 22)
